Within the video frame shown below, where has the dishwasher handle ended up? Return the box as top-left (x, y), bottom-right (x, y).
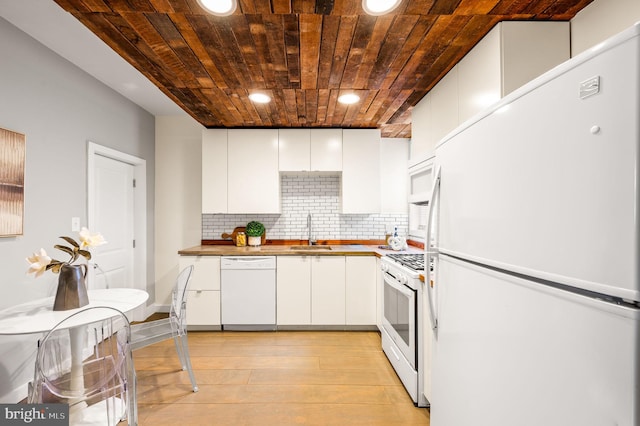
top-left (221, 256), bottom-right (276, 269)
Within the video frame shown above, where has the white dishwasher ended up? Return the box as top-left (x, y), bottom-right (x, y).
top-left (220, 256), bottom-right (276, 330)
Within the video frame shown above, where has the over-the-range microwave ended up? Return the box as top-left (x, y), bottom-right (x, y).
top-left (408, 154), bottom-right (435, 205)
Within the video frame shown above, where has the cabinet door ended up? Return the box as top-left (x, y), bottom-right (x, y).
top-left (310, 128), bottom-right (342, 171)
top-left (410, 95), bottom-right (435, 160)
top-left (180, 256), bottom-right (221, 291)
top-left (277, 256), bottom-right (312, 325)
top-left (380, 138), bottom-right (409, 214)
top-left (279, 128), bottom-right (311, 171)
top-left (311, 256), bottom-right (346, 325)
top-left (202, 129), bottom-right (228, 213)
top-left (341, 129), bottom-right (380, 213)
top-left (187, 290), bottom-right (221, 326)
top-left (429, 67), bottom-right (459, 144)
top-left (345, 256), bottom-right (377, 325)
top-left (457, 27), bottom-right (501, 123)
top-left (180, 256), bottom-right (221, 326)
top-left (227, 129), bottom-right (280, 213)
top-left (500, 22), bottom-right (569, 96)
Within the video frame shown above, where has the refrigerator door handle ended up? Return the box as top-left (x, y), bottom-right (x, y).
top-left (425, 166), bottom-right (441, 335)
top-left (426, 166), bottom-right (441, 255)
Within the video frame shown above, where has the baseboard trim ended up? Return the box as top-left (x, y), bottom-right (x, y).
top-left (276, 325), bottom-right (379, 331)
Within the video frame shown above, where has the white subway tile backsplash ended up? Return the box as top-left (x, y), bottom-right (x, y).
top-left (202, 174), bottom-right (408, 240)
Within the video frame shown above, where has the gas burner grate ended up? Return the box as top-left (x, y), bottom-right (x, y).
top-left (386, 253), bottom-right (425, 271)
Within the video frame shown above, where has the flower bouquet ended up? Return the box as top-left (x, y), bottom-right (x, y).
top-left (26, 227), bottom-right (106, 310)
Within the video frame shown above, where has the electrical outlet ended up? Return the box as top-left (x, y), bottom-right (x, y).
top-left (71, 217), bottom-right (80, 232)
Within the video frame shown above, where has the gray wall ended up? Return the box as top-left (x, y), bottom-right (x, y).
top-left (0, 17), bottom-right (156, 401)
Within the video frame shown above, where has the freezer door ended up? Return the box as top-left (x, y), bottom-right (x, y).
top-left (434, 26), bottom-right (640, 301)
top-left (431, 255), bottom-right (640, 426)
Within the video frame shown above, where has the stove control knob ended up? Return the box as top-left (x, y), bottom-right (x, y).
top-left (398, 274), bottom-right (408, 285)
top-left (381, 263), bottom-right (389, 272)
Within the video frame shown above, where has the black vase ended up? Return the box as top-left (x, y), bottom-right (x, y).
top-left (53, 264), bottom-right (89, 311)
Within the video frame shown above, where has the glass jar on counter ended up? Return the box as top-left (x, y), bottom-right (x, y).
top-left (236, 232), bottom-right (246, 247)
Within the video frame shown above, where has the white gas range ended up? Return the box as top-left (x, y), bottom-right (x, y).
top-left (380, 253), bottom-right (430, 407)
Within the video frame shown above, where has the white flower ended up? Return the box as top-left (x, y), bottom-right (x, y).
top-left (26, 248), bottom-right (52, 278)
top-left (27, 229), bottom-right (107, 279)
top-left (78, 227), bottom-right (107, 249)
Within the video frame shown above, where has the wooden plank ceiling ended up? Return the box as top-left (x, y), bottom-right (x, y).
top-left (53, 0), bottom-right (593, 138)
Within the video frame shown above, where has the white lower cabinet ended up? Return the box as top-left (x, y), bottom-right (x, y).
top-left (179, 254), bottom-right (377, 329)
top-left (345, 257), bottom-right (377, 325)
top-left (311, 256), bottom-right (346, 325)
top-left (179, 256), bottom-right (221, 328)
top-left (187, 291), bottom-right (221, 326)
top-left (276, 256), bottom-right (312, 325)
top-left (277, 255), bottom-right (377, 327)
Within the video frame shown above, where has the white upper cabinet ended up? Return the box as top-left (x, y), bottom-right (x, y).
top-left (202, 129), bottom-right (228, 214)
top-left (278, 128), bottom-right (311, 171)
top-left (279, 128), bottom-right (342, 172)
top-left (380, 138), bottom-right (409, 214)
top-left (500, 22), bottom-right (570, 96)
top-left (409, 96), bottom-right (433, 159)
top-left (204, 128), bottom-right (389, 214)
top-left (429, 67), bottom-right (460, 145)
top-left (227, 129), bottom-right (280, 214)
top-left (310, 128), bottom-right (342, 171)
top-left (342, 129), bottom-right (381, 214)
top-left (457, 21), bottom-right (570, 124)
top-left (411, 21), bottom-right (569, 161)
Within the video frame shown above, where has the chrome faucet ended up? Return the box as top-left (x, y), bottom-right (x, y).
top-left (307, 213), bottom-right (316, 245)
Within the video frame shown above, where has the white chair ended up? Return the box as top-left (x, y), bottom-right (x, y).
top-left (28, 306), bottom-right (137, 426)
top-left (130, 265), bottom-right (198, 392)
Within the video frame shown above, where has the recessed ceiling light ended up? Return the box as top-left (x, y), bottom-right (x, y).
top-left (362, 0), bottom-right (402, 15)
top-left (197, 0), bottom-right (237, 16)
top-left (338, 93), bottom-right (360, 105)
top-left (249, 93), bottom-right (271, 104)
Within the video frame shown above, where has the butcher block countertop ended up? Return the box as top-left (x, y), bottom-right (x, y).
top-left (178, 243), bottom-right (423, 257)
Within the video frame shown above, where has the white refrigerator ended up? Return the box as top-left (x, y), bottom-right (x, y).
top-left (425, 23), bottom-right (640, 426)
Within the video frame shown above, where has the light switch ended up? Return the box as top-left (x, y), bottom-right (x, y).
top-left (71, 217), bottom-right (80, 232)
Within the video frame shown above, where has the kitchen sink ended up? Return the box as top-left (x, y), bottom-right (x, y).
top-left (289, 245), bottom-right (332, 250)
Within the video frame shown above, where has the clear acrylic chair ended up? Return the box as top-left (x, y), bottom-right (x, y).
top-left (130, 265), bottom-right (198, 392)
top-left (28, 306), bottom-right (137, 426)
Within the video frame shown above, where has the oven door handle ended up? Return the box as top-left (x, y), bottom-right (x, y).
top-left (383, 273), bottom-right (415, 299)
top-left (425, 166), bottom-right (441, 336)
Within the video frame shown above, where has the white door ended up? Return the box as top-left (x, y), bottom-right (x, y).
top-left (90, 154), bottom-right (135, 290)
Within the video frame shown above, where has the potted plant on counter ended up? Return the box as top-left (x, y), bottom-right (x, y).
top-left (245, 221), bottom-right (265, 246)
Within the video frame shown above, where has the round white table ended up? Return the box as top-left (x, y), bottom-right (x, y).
top-left (0, 288), bottom-right (148, 424)
top-left (0, 288), bottom-right (149, 335)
